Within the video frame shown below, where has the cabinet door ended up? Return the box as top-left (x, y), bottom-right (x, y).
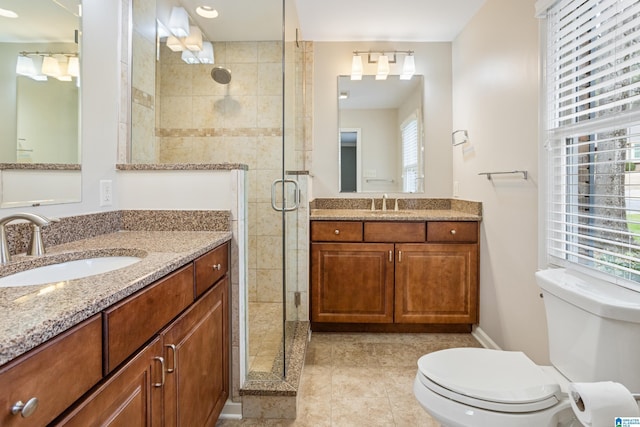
top-left (54, 337), bottom-right (164, 427)
top-left (162, 277), bottom-right (229, 427)
top-left (395, 243), bottom-right (478, 324)
top-left (0, 316), bottom-right (102, 427)
top-left (311, 243), bottom-right (394, 323)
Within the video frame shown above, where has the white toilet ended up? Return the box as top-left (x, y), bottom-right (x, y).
top-left (413, 268), bottom-right (640, 427)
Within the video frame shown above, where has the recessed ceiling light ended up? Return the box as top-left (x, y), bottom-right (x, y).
top-left (0, 8), bottom-right (18, 18)
top-left (196, 5), bottom-right (219, 19)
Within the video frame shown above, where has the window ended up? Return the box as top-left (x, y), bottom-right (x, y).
top-left (542, 0), bottom-right (640, 287)
top-left (401, 112), bottom-right (420, 193)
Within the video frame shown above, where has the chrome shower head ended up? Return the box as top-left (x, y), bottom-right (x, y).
top-left (211, 66), bottom-right (231, 84)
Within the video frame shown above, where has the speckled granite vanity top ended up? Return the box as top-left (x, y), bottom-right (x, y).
top-left (0, 224), bottom-right (231, 366)
top-left (310, 198), bottom-right (482, 221)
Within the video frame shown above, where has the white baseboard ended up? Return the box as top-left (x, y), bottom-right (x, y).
top-left (472, 326), bottom-right (502, 350)
top-left (219, 399), bottom-right (242, 420)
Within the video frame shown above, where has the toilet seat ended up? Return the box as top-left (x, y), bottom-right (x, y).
top-left (417, 348), bottom-right (563, 413)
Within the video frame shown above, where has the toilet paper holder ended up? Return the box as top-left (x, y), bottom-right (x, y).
top-left (572, 392), bottom-right (640, 412)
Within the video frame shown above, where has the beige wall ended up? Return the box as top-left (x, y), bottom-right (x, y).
top-left (452, 0), bottom-right (548, 363)
top-left (312, 42), bottom-right (453, 198)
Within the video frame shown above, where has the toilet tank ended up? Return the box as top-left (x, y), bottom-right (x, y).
top-left (536, 268), bottom-right (640, 392)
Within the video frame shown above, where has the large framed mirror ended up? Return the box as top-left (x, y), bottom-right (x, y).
top-left (338, 74), bottom-right (424, 193)
top-left (0, 0), bottom-right (82, 207)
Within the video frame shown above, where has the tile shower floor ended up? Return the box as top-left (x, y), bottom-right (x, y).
top-left (218, 332), bottom-right (482, 426)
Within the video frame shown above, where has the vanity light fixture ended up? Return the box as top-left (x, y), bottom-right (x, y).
top-left (351, 50), bottom-right (415, 80)
top-left (376, 55), bottom-right (390, 80)
top-left (184, 26), bottom-right (203, 51)
top-left (181, 50), bottom-right (199, 64)
top-left (196, 5), bottom-right (219, 19)
top-left (16, 52), bottom-right (78, 81)
top-left (0, 7), bottom-right (18, 18)
top-left (350, 54), bottom-right (363, 80)
top-left (67, 56), bottom-right (79, 77)
top-left (16, 55), bottom-right (36, 77)
top-left (41, 56), bottom-right (61, 77)
top-left (400, 54), bottom-right (415, 80)
top-left (169, 6), bottom-right (190, 38)
top-left (166, 35), bottom-right (184, 51)
top-left (197, 42), bottom-right (215, 64)
top-left (29, 56), bottom-right (47, 81)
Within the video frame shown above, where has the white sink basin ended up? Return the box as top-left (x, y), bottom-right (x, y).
top-left (0, 256), bottom-right (142, 287)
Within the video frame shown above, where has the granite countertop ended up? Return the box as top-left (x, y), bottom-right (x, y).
top-left (310, 209), bottom-right (482, 221)
top-left (0, 230), bottom-right (232, 366)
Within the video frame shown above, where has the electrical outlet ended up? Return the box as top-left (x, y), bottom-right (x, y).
top-left (100, 180), bottom-right (113, 206)
top-left (453, 181), bottom-right (460, 198)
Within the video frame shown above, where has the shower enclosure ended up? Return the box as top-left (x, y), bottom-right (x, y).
top-left (128, 0), bottom-right (308, 387)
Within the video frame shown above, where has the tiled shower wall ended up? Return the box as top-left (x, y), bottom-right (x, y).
top-left (151, 40), bottom-right (285, 311)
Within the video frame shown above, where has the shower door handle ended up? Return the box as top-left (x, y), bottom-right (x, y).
top-left (271, 179), bottom-right (300, 212)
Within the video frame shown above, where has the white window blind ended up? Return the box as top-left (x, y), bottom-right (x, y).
top-left (401, 113), bottom-right (419, 193)
top-left (543, 0), bottom-right (640, 287)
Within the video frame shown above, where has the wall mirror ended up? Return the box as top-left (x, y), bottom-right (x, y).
top-left (0, 0), bottom-right (82, 207)
top-left (338, 74), bottom-right (424, 193)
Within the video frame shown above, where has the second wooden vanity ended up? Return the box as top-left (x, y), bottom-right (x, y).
top-left (310, 211), bottom-right (480, 332)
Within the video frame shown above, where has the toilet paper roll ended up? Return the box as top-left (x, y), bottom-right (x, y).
top-left (569, 381), bottom-right (639, 427)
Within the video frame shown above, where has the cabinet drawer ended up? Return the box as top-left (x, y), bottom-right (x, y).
top-left (364, 222), bottom-right (426, 242)
top-left (427, 222), bottom-right (478, 243)
top-left (104, 264), bottom-right (194, 374)
top-left (194, 242), bottom-right (229, 298)
top-left (311, 221), bottom-right (363, 242)
top-left (0, 315), bottom-right (102, 427)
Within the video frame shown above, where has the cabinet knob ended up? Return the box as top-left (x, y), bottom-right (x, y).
top-left (212, 263), bottom-right (221, 271)
top-left (450, 229), bottom-right (457, 235)
top-left (11, 398), bottom-right (38, 418)
top-left (334, 229), bottom-right (340, 235)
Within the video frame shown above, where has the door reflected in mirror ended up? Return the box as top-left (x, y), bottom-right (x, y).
top-left (338, 75), bottom-right (424, 193)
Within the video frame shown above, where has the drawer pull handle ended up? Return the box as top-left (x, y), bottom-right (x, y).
top-left (398, 250), bottom-right (403, 263)
top-left (388, 250), bottom-right (393, 262)
top-left (152, 356), bottom-right (165, 388)
top-left (165, 344), bottom-right (177, 373)
top-left (212, 263), bottom-right (221, 271)
top-left (450, 229), bottom-right (457, 235)
top-left (334, 229), bottom-right (340, 235)
top-left (11, 398), bottom-right (38, 418)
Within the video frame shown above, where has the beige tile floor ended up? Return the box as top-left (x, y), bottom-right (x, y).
top-left (248, 302), bottom-right (283, 372)
top-left (218, 332), bottom-right (482, 426)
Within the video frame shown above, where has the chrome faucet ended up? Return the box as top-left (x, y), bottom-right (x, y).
top-left (0, 213), bottom-right (59, 264)
top-left (382, 194), bottom-right (388, 211)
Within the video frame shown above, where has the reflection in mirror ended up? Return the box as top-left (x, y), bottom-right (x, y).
top-left (338, 75), bottom-right (424, 193)
top-left (0, 0), bottom-right (82, 208)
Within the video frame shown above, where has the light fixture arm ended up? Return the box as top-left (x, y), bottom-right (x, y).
top-left (19, 51), bottom-right (78, 58)
top-left (352, 50), bottom-right (414, 64)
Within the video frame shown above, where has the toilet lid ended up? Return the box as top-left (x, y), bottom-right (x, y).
top-left (417, 348), bottom-right (562, 412)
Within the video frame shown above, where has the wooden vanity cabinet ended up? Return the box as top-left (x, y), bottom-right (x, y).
top-left (311, 220), bottom-right (479, 329)
top-left (54, 337), bottom-right (164, 427)
top-left (311, 242), bottom-right (394, 323)
top-left (161, 277), bottom-right (228, 427)
top-left (394, 243), bottom-right (478, 323)
top-left (103, 265), bottom-right (194, 374)
top-left (57, 243), bottom-right (229, 426)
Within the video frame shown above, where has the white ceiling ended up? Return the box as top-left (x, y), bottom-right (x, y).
top-left (174, 0), bottom-right (487, 43)
top-left (0, 0), bottom-right (79, 43)
top-left (295, 0), bottom-right (487, 42)
top-left (0, 0), bottom-right (487, 45)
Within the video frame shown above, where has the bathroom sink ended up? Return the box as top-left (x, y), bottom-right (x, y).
top-left (0, 256), bottom-right (142, 287)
